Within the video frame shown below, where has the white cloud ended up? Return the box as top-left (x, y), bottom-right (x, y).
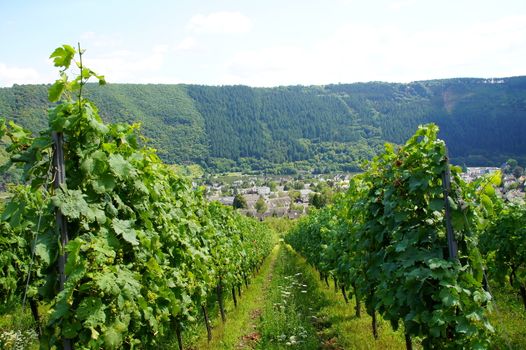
top-left (0, 63), bottom-right (42, 86)
top-left (176, 36), bottom-right (200, 52)
top-left (186, 11), bottom-right (252, 34)
top-left (223, 14), bottom-right (526, 86)
top-left (80, 31), bottom-right (121, 48)
top-left (83, 45), bottom-right (169, 83)
top-left (388, 0), bottom-right (418, 11)
top-left (224, 46), bottom-right (308, 86)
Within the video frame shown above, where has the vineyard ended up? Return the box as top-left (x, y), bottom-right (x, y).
top-left (286, 125), bottom-right (526, 349)
top-left (1, 45), bottom-right (525, 349)
top-left (0, 46), bottom-right (275, 349)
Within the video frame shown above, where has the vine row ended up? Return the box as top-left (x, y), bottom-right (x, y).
top-left (0, 45), bottom-right (275, 349)
top-left (287, 124), bottom-right (496, 349)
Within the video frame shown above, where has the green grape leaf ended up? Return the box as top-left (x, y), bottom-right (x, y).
top-left (62, 320), bottom-right (82, 338)
top-left (95, 272), bottom-right (121, 296)
top-left (480, 194), bottom-right (493, 214)
top-left (49, 294), bottom-right (70, 323)
top-left (80, 157), bottom-right (94, 174)
top-left (104, 325), bottom-right (123, 349)
top-left (86, 205), bottom-right (107, 224)
top-left (112, 218), bottom-right (138, 245)
top-left (92, 173), bottom-right (116, 193)
top-left (49, 45), bottom-right (76, 69)
top-left (34, 232), bottom-right (57, 265)
top-left (52, 189), bottom-right (89, 219)
top-left (483, 184), bottom-right (495, 197)
top-left (65, 238), bottom-right (83, 274)
top-left (48, 80), bottom-right (66, 102)
top-left (146, 257), bottom-right (163, 277)
top-left (439, 288), bottom-right (459, 307)
top-left (429, 198), bottom-right (444, 211)
top-left (77, 297), bottom-right (106, 327)
top-left (428, 258), bottom-right (449, 270)
top-left (109, 154), bottom-right (135, 179)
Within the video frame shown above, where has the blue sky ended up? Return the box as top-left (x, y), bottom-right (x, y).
top-left (1, 0), bottom-right (525, 87)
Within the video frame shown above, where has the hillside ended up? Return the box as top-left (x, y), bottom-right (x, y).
top-left (1, 76), bottom-right (526, 173)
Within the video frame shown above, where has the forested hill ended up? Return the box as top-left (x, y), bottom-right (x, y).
top-left (1, 76), bottom-right (526, 173)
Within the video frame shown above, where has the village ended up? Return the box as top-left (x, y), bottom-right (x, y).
top-left (204, 173), bottom-right (350, 218)
top-left (202, 162), bottom-right (526, 219)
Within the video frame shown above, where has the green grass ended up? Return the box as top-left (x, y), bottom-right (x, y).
top-left (256, 245), bottom-right (321, 349)
top-left (256, 244), bottom-right (410, 350)
top-left (184, 244), bottom-right (281, 349)
top-left (0, 304), bottom-right (39, 350)
top-left (487, 284), bottom-right (526, 349)
top-left (263, 217), bottom-right (297, 238)
top-left (4, 244), bottom-right (524, 350)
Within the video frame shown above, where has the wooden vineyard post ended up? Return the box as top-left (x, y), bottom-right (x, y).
top-left (243, 271), bottom-right (249, 288)
top-left (202, 305), bottom-right (212, 342)
top-left (232, 286), bottom-right (238, 307)
top-left (353, 282), bottom-right (361, 317)
top-left (52, 131), bottom-right (72, 350)
top-left (371, 309), bottom-right (378, 339)
top-left (29, 299), bottom-right (42, 337)
top-left (442, 151), bottom-right (458, 260)
top-left (175, 323), bottom-right (183, 350)
top-left (341, 284), bottom-right (349, 304)
top-left (405, 333), bottom-right (413, 350)
top-left (217, 278), bottom-right (226, 323)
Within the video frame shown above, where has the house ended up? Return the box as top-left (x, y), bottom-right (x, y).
top-left (299, 189), bottom-right (313, 202)
top-left (218, 196), bottom-right (234, 206)
top-left (256, 186), bottom-right (271, 196)
top-left (268, 197), bottom-right (291, 209)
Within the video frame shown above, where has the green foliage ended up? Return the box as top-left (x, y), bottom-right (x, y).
top-left (232, 194), bottom-right (248, 209)
top-left (481, 204), bottom-right (526, 309)
top-left (3, 77), bottom-right (526, 174)
top-left (0, 45), bottom-right (274, 348)
top-left (505, 159), bottom-right (518, 173)
top-left (288, 190), bottom-right (301, 202)
top-left (287, 125), bottom-right (494, 348)
top-left (257, 246), bottom-right (321, 349)
top-left (255, 196), bottom-right (267, 214)
top-left (308, 187), bottom-right (334, 209)
top-left (512, 166), bottom-right (524, 178)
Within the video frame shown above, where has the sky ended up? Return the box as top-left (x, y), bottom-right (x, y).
top-left (1, 0), bottom-right (525, 87)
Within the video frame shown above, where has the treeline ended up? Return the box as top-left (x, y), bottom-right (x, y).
top-left (2, 77), bottom-right (526, 172)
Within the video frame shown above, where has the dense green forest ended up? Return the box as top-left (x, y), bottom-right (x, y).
top-left (1, 77), bottom-right (526, 173)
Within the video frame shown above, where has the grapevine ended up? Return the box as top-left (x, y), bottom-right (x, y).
top-left (287, 124), bottom-right (494, 349)
top-left (0, 44), bottom-right (274, 349)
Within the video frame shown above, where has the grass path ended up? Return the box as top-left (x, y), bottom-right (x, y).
top-left (255, 244), bottom-right (409, 350)
top-left (188, 244), bottom-right (281, 350)
top-left (192, 243), bottom-right (410, 349)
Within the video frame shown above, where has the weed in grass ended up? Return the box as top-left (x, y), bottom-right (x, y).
top-left (184, 245), bottom-right (281, 349)
top-left (0, 304), bottom-right (39, 350)
top-left (488, 285), bottom-right (526, 350)
top-left (257, 245), bottom-right (327, 349)
top-left (0, 329), bottom-right (38, 350)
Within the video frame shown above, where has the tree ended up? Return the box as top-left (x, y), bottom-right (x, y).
top-left (513, 166), bottom-right (524, 179)
top-left (504, 158), bottom-right (518, 174)
top-left (292, 181), bottom-right (305, 190)
top-left (481, 204), bottom-right (526, 310)
top-left (233, 194), bottom-right (248, 209)
top-left (288, 190), bottom-right (301, 203)
top-left (255, 196), bottom-right (267, 214)
top-left (309, 193), bottom-right (326, 209)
